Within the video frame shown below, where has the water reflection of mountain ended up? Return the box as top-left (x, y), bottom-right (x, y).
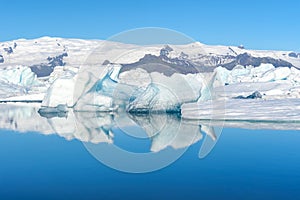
top-left (0, 104), bottom-right (300, 155)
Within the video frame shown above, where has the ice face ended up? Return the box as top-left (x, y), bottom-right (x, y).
top-left (0, 66), bottom-right (45, 99)
top-left (42, 70), bottom-right (77, 108)
top-left (126, 72), bottom-right (203, 113)
top-left (41, 63), bottom-right (204, 112)
top-left (182, 98), bottom-right (300, 121)
top-left (74, 66), bottom-right (123, 111)
top-left (214, 64), bottom-right (300, 87)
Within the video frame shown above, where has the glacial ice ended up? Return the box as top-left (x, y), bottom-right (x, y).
top-left (215, 64), bottom-right (297, 86)
top-left (0, 66), bottom-right (45, 99)
top-left (73, 65), bottom-right (122, 111)
top-left (41, 70), bottom-right (77, 108)
top-left (2, 58), bottom-right (300, 117)
top-left (181, 63), bottom-right (300, 120)
top-left (38, 62), bottom-right (300, 115)
top-left (0, 66), bottom-right (40, 87)
top-left (127, 72), bottom-right (203, 113)
top-left (41, 63), bottom-right (204, 113)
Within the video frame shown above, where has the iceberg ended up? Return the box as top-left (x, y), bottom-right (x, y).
top-left (0, 66), bottom-right (45, 99)
top-left (214, 64), bottom-right (295, 86)
top-left (40, 63), bottom-right (204, 113)
top-left (74, 69), bottom-right (119, 111)
top-left (40, 62), bottom-right (300, 114)
top-left (127, 72), bottom-right (203, 113)
top-left (41, 70), bottom-right (77, 108)
top-left (0, 66), bottom-right (40, 87)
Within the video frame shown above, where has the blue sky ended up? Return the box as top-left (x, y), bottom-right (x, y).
top-left (0, 0), bottom-right (299, 51)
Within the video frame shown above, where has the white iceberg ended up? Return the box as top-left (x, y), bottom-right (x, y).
top-left (41, 70), bottom-right (77, 108)
top-left (0, 66), bottom-right (40, 87)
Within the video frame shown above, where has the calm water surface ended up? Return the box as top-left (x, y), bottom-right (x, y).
top-left (0, 105), bottom-right (299, 199)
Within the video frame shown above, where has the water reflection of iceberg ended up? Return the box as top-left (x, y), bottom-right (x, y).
top-left (127, 113), bottom-right (203, 152)
top-left (0, 104), bottom-right (217, 152)
top-left (0, 104), bottom-right (113, 144)
top-left (1, 104), bottom-right (300, 157)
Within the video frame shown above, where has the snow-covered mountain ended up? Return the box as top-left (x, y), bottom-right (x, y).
top-left (1, 37), bottom-right (300, 76)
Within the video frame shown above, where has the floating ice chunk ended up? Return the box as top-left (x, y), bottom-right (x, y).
top-left (234, 91), bottom-right (262, 99)
top-left (0, 66), bottom-right (40, 87)
top-left (38, 104), bottom-right (68, 117)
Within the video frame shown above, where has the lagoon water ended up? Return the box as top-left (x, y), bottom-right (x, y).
top-left (0, 105), bottom-right (300, 199)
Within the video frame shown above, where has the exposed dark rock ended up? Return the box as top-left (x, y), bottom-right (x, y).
top-left (13, 42), bottom-right (17, 49)
top-left (0, 55), bottom-right (4, 63)
top-left (160, 45), bottom-right (173, 57)
top-left (223, 53), bottom-right (294, 70)
top-left (289, 52), bottom-right (298, 58)
top-left (4, 47), bottom-right (13, 54)
top-left (47, 52), bottom-right (68, 67)
top-left (121, 54), bottom-right (201, 76)
top-left (193, 54), bottom-right (236, 67)
top-left (112, 46), bottom-right (296, 77)
top-left (30, 65), bottom-right (54, 77)
top-left (30, 53), bottom-right (68, 77)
